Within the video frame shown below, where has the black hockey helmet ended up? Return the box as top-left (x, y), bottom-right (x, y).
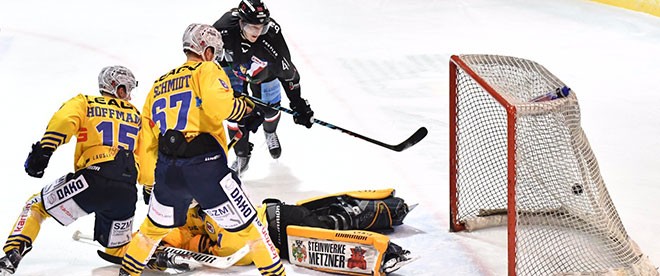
top-left (237, 0), bottom-right (270, 25)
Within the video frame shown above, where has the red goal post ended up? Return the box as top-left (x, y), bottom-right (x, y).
top-left (448, 54), bottom-right (658, 276)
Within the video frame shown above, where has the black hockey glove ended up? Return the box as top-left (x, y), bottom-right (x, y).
top-left (290, 98), bottom-right (314, 128)
top-left (143, 185), bottom-right (153, 205)
top-left (24, 142), bottom-right (54, 178)
top-left (242, 105), bottom-right (265, 133)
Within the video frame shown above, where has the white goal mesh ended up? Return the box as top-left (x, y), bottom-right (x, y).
top-left (449, 54), bottom-right (658, 276)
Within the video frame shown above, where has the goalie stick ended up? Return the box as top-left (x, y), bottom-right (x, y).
top-left (71, 230), bottom-right (249, 270)
top-left (243, 94), bottom-right (428, 152)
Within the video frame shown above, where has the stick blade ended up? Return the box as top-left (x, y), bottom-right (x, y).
top-left (162, 244), bottom-right (249, 269)
top-left (392, 127), bottom-right (428, 152)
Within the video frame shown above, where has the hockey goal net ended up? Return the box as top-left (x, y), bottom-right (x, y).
top-left (449, 54), bottom-right (658, 276)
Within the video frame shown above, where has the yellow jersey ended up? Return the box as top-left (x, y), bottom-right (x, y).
top-left (163, 205), bottom-right (269, 266)
top-left (138, 61), bottom-right (249, 185)
top-left (40, 94), bottom-right (141, 173)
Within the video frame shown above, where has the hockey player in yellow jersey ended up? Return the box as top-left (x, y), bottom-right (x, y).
top-left (0, 66), bottom-right (144, 275)
top-left (118, 23), bottom-right (281, 276)
top-left (156, 189), bottom-right (416, 275)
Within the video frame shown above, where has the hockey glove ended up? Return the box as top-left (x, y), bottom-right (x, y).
top-left (143, 185), bottom-right (153, 205)
top-left (24, 142), bottom-right (54, 178)
top-left (290, 98), bottom-right (314, 128)
top-left (242, 105), bottom-right (265, 133)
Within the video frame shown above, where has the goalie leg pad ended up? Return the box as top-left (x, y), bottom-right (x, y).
top-left (297, 189), bottom-right (395, 208)
top-left (296, 189), bottom-right (411, 232)
top-left (286, 225), bottom-right (391, 276)
top-left (264, 200), bottom-right (329, 254)
top-left (312, 196), bottom-right (410, 232)
top-left (354, 196), bottom-right (410, 231)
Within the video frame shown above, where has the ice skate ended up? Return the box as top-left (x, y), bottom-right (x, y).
top-left (231, 155), bottom-right (251, 176)
top-left (381, 242), bottom-right (417, 274)
top-left (231, 142), bottom-right (253, 176)
top-left (0, 249), bottom-right (22, 276)
top-left (147, 248), bottom-right (196, 274)
top-left (264, 131), bottom-right (281, 159)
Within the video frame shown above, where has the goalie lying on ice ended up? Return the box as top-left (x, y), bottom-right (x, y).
top-left (107, 188), bottom-right (415, 275)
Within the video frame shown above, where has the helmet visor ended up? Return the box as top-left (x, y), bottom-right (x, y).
top-left (240, 21), bottom-right (270, 37)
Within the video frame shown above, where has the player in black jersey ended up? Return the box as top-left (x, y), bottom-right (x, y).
top-left (213, 0), bottom-right (314, 175)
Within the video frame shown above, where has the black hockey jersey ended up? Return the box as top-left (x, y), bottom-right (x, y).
top-left (213, 9), bottom-right (303, 104)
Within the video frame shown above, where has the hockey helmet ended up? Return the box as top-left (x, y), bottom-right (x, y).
top-left (98, 65), bottom-right (137, 100)
top-left (237, 0), bottom-right (270, 25)
top-left (182, 23), bottom-right (224, 61)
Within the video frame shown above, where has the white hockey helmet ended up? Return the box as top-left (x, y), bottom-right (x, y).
top-left (98, 65), bottom-right (137, 100)
top-left (182, 23), bottom-right (224, 61)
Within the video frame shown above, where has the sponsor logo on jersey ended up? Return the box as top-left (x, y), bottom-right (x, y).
top-left (241, 42), bottom-right (251, 54)
top-left (204, 154), bottom-right (221, 162)
top-left (218, 79), bottom-right (229, 89)
top-left (205, 221), bottom-right (215, 234)
top-left (262, 40), bottom-right (278, 58)
top-left (243, 56), bottom-right (267, 78)
top-left (86, 96), bottom-right (136, 110)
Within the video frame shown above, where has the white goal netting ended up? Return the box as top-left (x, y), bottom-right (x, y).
top-left (450, 54), bottom-right (658, 276)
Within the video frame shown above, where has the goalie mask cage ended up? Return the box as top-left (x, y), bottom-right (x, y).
top-left (448, 54), bottom-right (658, 276)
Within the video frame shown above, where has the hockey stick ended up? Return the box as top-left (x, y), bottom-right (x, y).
top-left (72, 230), bottom-right (249, 270)
top-left (243, 94), bottom-right (428, 152)
top-left (227, 128), bottom-right (243, 149)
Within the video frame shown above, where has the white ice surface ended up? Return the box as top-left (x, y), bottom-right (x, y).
top-left (1, 0), bottom-right (659, 275)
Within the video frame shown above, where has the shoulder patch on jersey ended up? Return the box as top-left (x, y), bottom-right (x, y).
top-left (218, 79), bottom-right (229, 89)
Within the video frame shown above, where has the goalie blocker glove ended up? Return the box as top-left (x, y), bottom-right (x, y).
top-left (290, 98), bottom-right (314, 128)
top-left (24, 142), bottom-right (54, 178)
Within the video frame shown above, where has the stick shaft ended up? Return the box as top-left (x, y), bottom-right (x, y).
top-left (243, 94), bottom-right (427, 152)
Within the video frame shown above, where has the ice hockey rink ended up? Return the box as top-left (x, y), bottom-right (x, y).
top-left (1, 0), bottom-right (659, 275)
